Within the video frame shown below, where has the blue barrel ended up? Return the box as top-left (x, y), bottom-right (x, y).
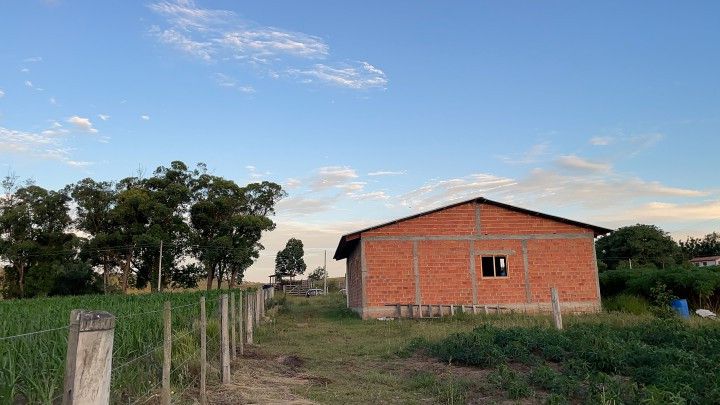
top-left (671, 299), bottom-right (690, 319)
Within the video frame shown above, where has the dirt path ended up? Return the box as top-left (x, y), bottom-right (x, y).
top-left (205, 347), bottom-right (317, 404)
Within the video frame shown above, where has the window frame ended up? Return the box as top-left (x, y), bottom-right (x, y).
top-left (480, 254), bottom-right (509, 278)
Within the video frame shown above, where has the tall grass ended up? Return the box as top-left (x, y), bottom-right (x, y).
top-left (0, 289), bottom-right (231, 404)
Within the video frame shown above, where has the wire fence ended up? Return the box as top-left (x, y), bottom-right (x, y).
top-left (0, 287), bottom-right (275, 405)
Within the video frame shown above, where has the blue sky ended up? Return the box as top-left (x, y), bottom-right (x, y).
top-left (1, 1), bottom-right (719, 280)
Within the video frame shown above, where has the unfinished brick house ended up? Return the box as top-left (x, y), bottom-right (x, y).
top-left (333, 197), bottom-right (612, 319)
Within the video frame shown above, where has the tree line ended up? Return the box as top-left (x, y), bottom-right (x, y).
top-left (0, 161), bottom-right (285, 298)
top-left (596, 224), bottom-right (720, 271)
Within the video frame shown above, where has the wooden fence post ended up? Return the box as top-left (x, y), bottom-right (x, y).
top-left (220, 294), bottom-right (231, 384)
top-left (550, 287), bottom-right (563, 330)
top-left (450, 304), bottom-right (455, 316)
top-left (230, 292), bottom-right (237, 361)
top-left (199, 296), bottom-right (207, 405)
top-left (62, 310), bottom-right (115, 405)
top-left (161, 301), bottom-right (171, 405)
top-left (238, 291), bottom-right (244, 356)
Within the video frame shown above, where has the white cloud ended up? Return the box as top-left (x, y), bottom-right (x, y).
top-left (590, 136), bottom-right (613, 146)
top-left (220, 29), bottom-right (328, 59)
top-left (148, 0), bottom-right (232, 31)
top-left (498, 142), bottom-right (550, 165)
top-left (20, 68), bottom-right (29, 73)
top-left (24, 80), bottom-right (33, 88)
top-left (276, 196), bottom-right (335, 215)
top-left (153, 27), bottom-right (214, 61)
top-left (349, 191), bottom-right (390, 201)
top-left (310, 166), bottom-right (358, 190)
top-left (67, 116), bottom-right (98, 133)
top-left (0, 125), bottom-right (91, 167)
top-left (556, 155), bottom-right (611, 173)
top-left (0, 89), bottom-right (4, 98)
top-left (284, 178), bottom-right (301, 188)
top-left (289, 62), bottom-right (388, 90)
top-left (148, 0), bottom-right (385, 91)
top-left (23, 56), bottom-right (42, 63)
top-left (98, 114), bottom-right (110, 121)
top-left (213, 73), bottom-right (255, 93)
top-left (141, 115), bottom-right (150, 121)
top-left (368, 170), bottom-right (406, 176)
top-left (336, 181), bottom-right (366, 192)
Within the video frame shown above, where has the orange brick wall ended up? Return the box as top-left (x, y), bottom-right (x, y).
top-left (527, 238), bottom-right (599, 303)
top-left (365, 240), bottom-right (415, 307)
top-left (480, 203), bottom-right (593, 235)
top-left (352, 201), bottom-right (600, 318)
top-left (364, 203), bottom-right (476, 237)
top-left (474, 239), bottom-right (527, 303)
top-left (418, 240), bottom-right (473, 305)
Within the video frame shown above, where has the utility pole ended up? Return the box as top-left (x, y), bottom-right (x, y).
top-left (323, 250), bottom-right (327, 295)
top-left (157, 240), bottom-right (163, 292)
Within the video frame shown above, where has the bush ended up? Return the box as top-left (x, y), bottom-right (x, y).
top-left (406, 319), bottom-right (720, 403)
top-left (602, 294), bottom-right (651, 314)
top-left (599, 266), bottom-right (720, 310)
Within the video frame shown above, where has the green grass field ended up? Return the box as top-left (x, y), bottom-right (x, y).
top-left (0, 290), bottom-right (233, 404)
top-left (257, 294), bottom-right (720, 404)
top-left (3, 291), bottom-right (719, 404)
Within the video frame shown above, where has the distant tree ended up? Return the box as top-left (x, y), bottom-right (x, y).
top-left (679, 232), bottom-right (720, 259)
top-left (0, 177), bottom-right (82, 297)
top-left (596, 224), bottom-right (683, 270)
top-left (274, 238), bottom-right (306, 282)
top-left (307, 266), bottom-right (327, 282)
top-left (69, 178), bottom-right (121, 293)
top-left (171, 263), bottom-right (205, 289)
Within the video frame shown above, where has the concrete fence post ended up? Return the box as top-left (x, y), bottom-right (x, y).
top-left (450, 304), bottom-right (455, 316)
top-left (246, 293), bottom-right (254, 345)
top-left (220, 294), bottom-right (231, 384)
top-left (62, 310), bottom-right (115, 405)
top-left (161, 301), bottom-right (171, 405)
top-left (550, 287), bottom-right (563, 330)
top-left (230, 292), bottom-right (237, 361)
top-left (238, 291), bottom-right (244, 356)
top-left (199, 296), bottom-right (207, 405)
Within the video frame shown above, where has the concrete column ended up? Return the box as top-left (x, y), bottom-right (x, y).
top-left (62, 310), bottom-right (115, 405)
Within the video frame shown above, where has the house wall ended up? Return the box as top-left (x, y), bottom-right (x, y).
top-left (346, 242), bottom-right (363, 312)
top-left (355, 202), bottom-right (601, 319)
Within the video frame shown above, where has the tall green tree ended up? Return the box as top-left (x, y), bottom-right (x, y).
top-left (274, 238), bottom-right (306, 282)
top-left (0, 177), bottom-right (79, 297)
top-left (679, 232), bottom-right (720, 259)
top-left (69, 178), bottom-right (121, 293)
top-left (190, 176), bottom-right (284, 290)
top-left (596, 224), bottom-right (683, 270)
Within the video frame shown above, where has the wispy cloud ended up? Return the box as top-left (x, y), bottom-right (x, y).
top-left (498, 142), bottom-right (550, 165)
top-left (556, 154), bottom-right (611, 173)
top-left (0, 125), bottom-right (91, 167)
top-left (23, 56), bottom-right (42, 63)
top-left (0, 89), bottom-right (4, 98)
top-left (141, 115), bottom-right (151, 121)
top-left (67, 116), bottom-right (99, 133)
top-left (98, 114), bottom-right (110, 121)
top-left (148, 0), bottom-right (386, 90)
top-left (213, 73), bottom-right (255, 93)
top-left (288, 62), bottom-right (387, 90)
top-left (153, 27), bottom-right (214, 61)
top-left (589, 136), bottom-right (613, 146)
top-left (368, 170), bottom-right (406, 176)
top-left (310, 166), bottom-right (358, 190)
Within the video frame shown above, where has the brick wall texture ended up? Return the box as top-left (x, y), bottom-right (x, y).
top-left (346, 201), bottom-right (601, 319)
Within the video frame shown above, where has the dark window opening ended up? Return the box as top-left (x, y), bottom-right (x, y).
top-left (481, 255), bottom-right (508, 278)
top-left (481, 256), bottom-right (495, 277)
